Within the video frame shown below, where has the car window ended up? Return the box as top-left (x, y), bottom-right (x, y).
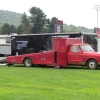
top-left (80, 45), bottom-right (94, 52)
top-left (70, 45), bottom-right (81, 52)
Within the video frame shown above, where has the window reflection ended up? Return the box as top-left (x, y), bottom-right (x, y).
top-left (80, 45), bottom-right (94, 52)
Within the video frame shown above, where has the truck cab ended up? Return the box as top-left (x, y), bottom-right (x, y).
top-left (67, 44), bottom-right (99, 69)
top-left (54, 38), bottom-right (100, 69)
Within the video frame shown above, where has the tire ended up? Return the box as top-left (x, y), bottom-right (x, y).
top-left (24, 58), bottom-right (32, 67)
top-left (87, 59), bottom-right (98, 70)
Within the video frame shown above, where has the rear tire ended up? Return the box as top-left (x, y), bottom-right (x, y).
top-left (87, 59), bottom-right (98, 70)
top-left (24, 58), bottom-right (32, 67)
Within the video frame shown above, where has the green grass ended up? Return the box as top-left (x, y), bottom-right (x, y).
top-left (0, 65), bottom-right (100, 100)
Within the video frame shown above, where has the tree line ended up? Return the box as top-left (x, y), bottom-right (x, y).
top-left (0, 7), bottom-right (59, 35)
top-left (0, 7), bottom-right (94, 35)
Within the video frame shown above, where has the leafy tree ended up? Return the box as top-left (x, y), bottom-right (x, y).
top-left (42, 18), bottom-right (51, 33)
top-left (10, 24), bottom-right (17, 33)
top-left (0, 26), bottom-right (2, 34)
top-left (42, 17), bottom-right (58, 33)
top-left (50, 17), bottom-right (58, 33)
top-left (21, 12), bottom-right (30, 34)
top-left (29, 7), bottom-right (46, 34)
top-left (1, 23), bottom-right (11, 35)
top-left (17, 25), bottom-right (22, 34)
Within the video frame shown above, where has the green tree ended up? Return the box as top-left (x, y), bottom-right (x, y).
top-left (1, 23), bottom-right (11, 35)
top-left (10, 24), bottom-right (17, 33)
top-left (42, 17), bottom-right (58, 33)
top-left (17, 25), bottom-right (22, 34)
top-left (21, 12), bottom-right (30, 34)
top-left (42, 18), bottom-right (51, 33)
top-left (50, 17), bottom-right (58, 33)
top-left (29, 7), bottom-right (46, 34)
top-left (0, 26), bottom-right (2, 34)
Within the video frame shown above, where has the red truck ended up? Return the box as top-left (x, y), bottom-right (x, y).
top-left (6, 37), bottom-right (100, 69)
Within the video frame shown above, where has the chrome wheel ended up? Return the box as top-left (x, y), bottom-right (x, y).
top-left (89, 61), bottom-right (96, 69)
top-left (24, 58), bottom-right (32, 67)
top-left (87, 59), bottom-right (98, 70)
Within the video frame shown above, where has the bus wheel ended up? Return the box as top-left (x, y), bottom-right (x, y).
top-left (87, 59), bottom-right (98, 70)
top-left (24, 58), bottom-right (32, 67)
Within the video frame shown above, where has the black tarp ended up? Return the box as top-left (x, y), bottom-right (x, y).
top-left (83, 34), bottom-right (97, 51)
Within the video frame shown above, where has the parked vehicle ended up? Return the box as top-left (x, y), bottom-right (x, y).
top-left (0, 33), bottom-right (17, 57)
top-left (6, 36), bottom-right (100, 70)
top-left (0, 35), bottom-right (11, 57)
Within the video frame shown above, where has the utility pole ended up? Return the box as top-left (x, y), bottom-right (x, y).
top-left (94, 5), bottom-right (100, 28)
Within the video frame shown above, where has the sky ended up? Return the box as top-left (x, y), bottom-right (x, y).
top-left (0, 0), bottom-right (100, 29)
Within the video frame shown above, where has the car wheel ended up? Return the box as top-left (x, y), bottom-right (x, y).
top-left (87, 59), bottom-right (98, 70)
top-left (24, 58), bottom-right (32, 67)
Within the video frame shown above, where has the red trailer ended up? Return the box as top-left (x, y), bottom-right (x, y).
top-left (6, 37), bottom-right (100, 69)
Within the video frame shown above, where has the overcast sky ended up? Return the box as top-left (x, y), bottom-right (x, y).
top-left (0, 0), bottom-right (100, 29)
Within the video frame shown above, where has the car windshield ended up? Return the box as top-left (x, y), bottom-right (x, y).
top-left (80, 45), bottom-right (94, 52)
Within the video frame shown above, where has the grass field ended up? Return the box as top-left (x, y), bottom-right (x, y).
top-left (0, 65), bottom-right (100, 100)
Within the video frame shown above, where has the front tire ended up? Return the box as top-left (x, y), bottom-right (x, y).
top-left (24, 58), bottom-right (32, 67)
top-left (87, 59), bottom-right (98, 70)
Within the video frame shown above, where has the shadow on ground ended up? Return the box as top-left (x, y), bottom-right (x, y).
top-left (9, 64), bottom-right (100, 70)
